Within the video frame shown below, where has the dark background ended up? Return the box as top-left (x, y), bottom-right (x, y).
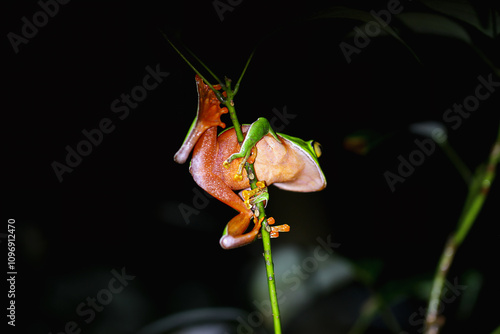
top-left (4, 1), bottom-right (500, 333)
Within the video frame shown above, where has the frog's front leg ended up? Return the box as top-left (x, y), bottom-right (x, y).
top-left (223, 117), bottom-right (279, 181)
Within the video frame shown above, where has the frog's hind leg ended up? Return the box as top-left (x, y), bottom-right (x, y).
top-left (190, 128), bottom-right (260, 249)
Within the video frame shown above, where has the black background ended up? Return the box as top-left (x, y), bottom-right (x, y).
top-left (4, 1), bottom-right (500, 333)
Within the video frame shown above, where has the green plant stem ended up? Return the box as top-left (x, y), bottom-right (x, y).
top-left (249, 165), bottom-right (282, 334)
top-left (425, 123), bottom-right (500, 334)
top-left (166, 35), bottom-right (281, 331)
top-left (491, 324), bottom-right (500, 334)
top-left (226, 97), bottom-right (282, 334)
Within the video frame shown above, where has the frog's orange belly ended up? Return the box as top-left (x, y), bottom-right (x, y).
top-left (212, 131), bottom-right (252, 190)
top-left (212, 128), bottom-right (301, 190)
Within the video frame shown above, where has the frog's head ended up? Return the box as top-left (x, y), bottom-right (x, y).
top-left (274, 134), bottom-right (326, 192)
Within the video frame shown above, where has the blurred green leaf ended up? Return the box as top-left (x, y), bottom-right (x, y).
top-left (397, 12), bottom-right (472, 43)
top-left (396, 1), bottom-right (500, 74)
top-left (419, 0), bottom-right (500, 38)
top-left (311, 6), bottom-right (421, 62)
top-left (312, 2), bottom-right (500, 74)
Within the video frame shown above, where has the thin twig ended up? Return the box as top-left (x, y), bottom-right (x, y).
top-left (166, 35), bottom-right (282, 332)
top-left (225, 95), bottom-right (282, 333)
top-left (425, 122), bottom-right (500, 333)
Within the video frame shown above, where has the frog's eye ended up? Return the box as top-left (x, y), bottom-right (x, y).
top-left (313, 141), bottom-right (322, 158)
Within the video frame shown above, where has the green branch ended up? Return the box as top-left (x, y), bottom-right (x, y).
top-left (223, 54), bottom-right (281, 332)
top-left (225, 100), bottom-right (282, 334)
top-left (425, 122), bottom-right (500, 334)
top-left (165, 33), bottom-right (282, 332)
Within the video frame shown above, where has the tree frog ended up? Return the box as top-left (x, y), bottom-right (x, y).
top-left (174, 75), bottom-right (326, 249)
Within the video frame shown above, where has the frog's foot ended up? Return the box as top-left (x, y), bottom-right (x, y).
top-left (241, 181), bottom-right (268, 209)
top-left (173, 75), bottom-right (228, 164)
top-left (219, 211), bottom-right (262, 249)
top-left (258, 217), bottom-right (290, 239)
top-left (269, 224), bottom-right (291, 238)
top-left (223, 147), bottom-right (257, 182)
top-left (196, 75), bottom-right (228, 128)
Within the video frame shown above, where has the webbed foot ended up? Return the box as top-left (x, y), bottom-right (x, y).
top-left (258, 217), bottom-right (290, 239)
top-left (241, 181), bottom-right (268, 209)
